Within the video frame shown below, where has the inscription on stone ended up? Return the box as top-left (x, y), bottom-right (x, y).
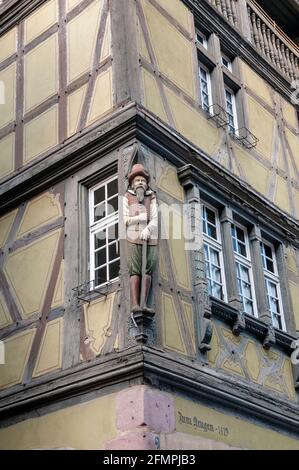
top-left (178, 411), bottom-right (229, 436)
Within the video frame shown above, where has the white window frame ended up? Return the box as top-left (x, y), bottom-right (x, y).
top-left (89, 176), bottom-right (120, 289)
top-left (261, 240), bottom-right (286, 331)
top-left (225, 86), bottom-right (238, 135)
top-left (231, 222), bottom-right (257, 317)
top-left (196, 29), bottom-right (208, 49)
top-left (221, 53), bottom-right (233, 72)
top-left (202, 203), bottom-right (227, 302)
top-left (199, 63), bottom-right (212, 113)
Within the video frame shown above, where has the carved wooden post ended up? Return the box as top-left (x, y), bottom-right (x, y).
top-left (178, 166), bottom-right (213, 357)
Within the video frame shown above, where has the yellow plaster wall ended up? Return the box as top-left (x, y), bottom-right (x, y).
top-left (24, 105), bottom-right (58, 163)
top-left (32, 318), bottom-right (63, 377)
top-left (84, 293), bottom-right (115, 355)
top-left (0, 328), bottom-right (36, 389)
top-left (17, 192), bottom-right (62, 238)
top-left (285, 128), bottom-right (299, 181)
top-left (67, 84), bottom-right (87, 137)
top-left (157, 165), bottom-right (184, 202)
top-left (24, 0), bottom-right (58, 45)
top-left (67, 0), bottom-right (83, 12)
top-left (24, 34), bottom-right (58, 113)
top-left (141, 68), bottom-right (168, 124)
top-left (0, 209), bottom-right (17, 248)
top-left (140, 0), bottom-right (196, 99)
top-left (4, 229), bottom-right (61, 318)
top-left (0, 63), bottom-right (16, 129)
top-left (241, 61), bottom-right (273, 108)
top-left (162, 292), bottom-right (187, 355)
top-left (0, 133), bottom-right (15, 179)
top-left (281, 97), bottom-right (298, 130)
top-left (233, 145), bottom-right (269, 196)
top-left (0, 27), bottom-right (17, 63)
top-left (86, 67), bottom-right (113, 126)
top-left (175, 395), bottom-right (299, 449)
top-left (156, 0), bottom-right (193, 34)
top-left (274, 176), bottom-right (291, 214)
top-left (247, 95), bottom-right (275, 160)
top-left (100, 13), bottom-right (111, 62)
top-left (165, 86), bottom-right (219, 155)
top-left (67, 0), bottom-right (103, 83)
top-left (0, 393), bottom-right (117, 449)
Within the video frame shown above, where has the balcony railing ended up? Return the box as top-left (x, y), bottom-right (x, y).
top-left (247, 0), bottom-right (299, 82)
top-left (206, 0), bottom-right (299, 82)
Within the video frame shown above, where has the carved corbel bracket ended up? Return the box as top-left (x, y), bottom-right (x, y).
top-left (131, 309), bottom-right (155, 344)
top-left (263, 324), bottom-right (276, 350)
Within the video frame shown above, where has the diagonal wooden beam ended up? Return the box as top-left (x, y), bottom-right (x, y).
top-left (77, 0), bottom-right (110, 131)
top-left (22, 229), bottom-right (64, 383)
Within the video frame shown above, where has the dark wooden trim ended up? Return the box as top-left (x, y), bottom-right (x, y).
top-left (78, 0), bottom-right (109, 131)
top-left (65, 0), bottom-right (97, 23)
top-left (47, 306), bottom-right (65, 321)
top-left (0, 53), bottom-right (16, 71)
top-left (0, 315), bottom-right (39, 341)
top-left (58, 0), bottom-right (67, 144)
top-left (0, 271), bottom-right (22, 322)
top-left (148, 0), bottom-right (193, 41)
top-left (0, 0), bottom-right (48, 34)
top-left (0, 345), bottom-right (298, 435)
top-left (22, 229), bottom-right (64, 383)
top-left (9, 216), bottom-right (64, 252)
top-left (0, 122), bottom-right (15, 140)
top-left (0, 104), bottom-right (299, 246)
top-left (14, 21), bottom-right (24, 171)
top-left (23, 95), bottom-right (59, 124)
top-left (23, 23), bottom-right (58, 55)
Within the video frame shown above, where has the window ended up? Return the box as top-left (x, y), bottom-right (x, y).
top-left (260, 241), bottom-right (286, 330)
top-left (196, 30), bottom-right (208, 49)
top-left (225, 87), bottom-right (238, 135)
top-left (231, 223), bottom-right (257, 316)
top-left (89, 176), bottom-right (120, 288)
top-left (202, 204), bottom-right (226, 301)
top-left (221, 53), bottom-right (232, 72)
top-left (199, 64), bottom-right (212, 112)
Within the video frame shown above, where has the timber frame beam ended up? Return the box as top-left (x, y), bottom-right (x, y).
top-left (0, 345), bottom-right (299, 437)
top-left (0, 103), bottom-right (299, 245)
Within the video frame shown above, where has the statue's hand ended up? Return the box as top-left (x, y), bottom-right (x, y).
top-left (140, 227), bottom-right (151, 241)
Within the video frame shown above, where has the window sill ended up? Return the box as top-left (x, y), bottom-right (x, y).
top-left (210, 297), bottom-right (296, 355)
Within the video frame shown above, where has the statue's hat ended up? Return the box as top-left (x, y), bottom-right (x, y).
top-left (128, 164), bottom-right (150, 185)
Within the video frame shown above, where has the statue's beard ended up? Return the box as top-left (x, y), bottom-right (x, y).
top-left (136, 186), bottom-right (145, 203)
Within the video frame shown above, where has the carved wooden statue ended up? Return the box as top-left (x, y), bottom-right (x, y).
top-left (123, 164), bottom-right (158, 314)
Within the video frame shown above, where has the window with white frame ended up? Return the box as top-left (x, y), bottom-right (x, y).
top-left (196, 29), bottom-right (208, 49)
top-left (231, 223), bottom-right (257, 316)
top-left (199, 64), bottom-right (212, 113)
top-left (225, 87), bottom-right (238, 135)
top-left (89, 176), bottom-right (120, 288)
top-left (202, 204), bottom-right (226, 301)
top-left (260, 241), bottom-right (286, 330)
top-left (221, 53), bottom-right (232, 72)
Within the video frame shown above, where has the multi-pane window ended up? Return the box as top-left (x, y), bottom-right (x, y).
top-left (231, 224), bottom-right (256, 316)
top-left (260, 241), bottom-right (285, 330)
top-left (221, 54), bottom-right (232, 72)
top-left (199, 65), bottom-right (212, 113)
top-left (225, 87), bottom-right (238, 135)
top-left (89, 177), bottom-right (120, 288)
top-left (202, 205), bottom-right (226, 301)
top-left (196, 30), bottom-right (208, 49)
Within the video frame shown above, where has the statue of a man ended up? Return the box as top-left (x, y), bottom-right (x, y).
top-left (123, 164), bottom-right (158, 313)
